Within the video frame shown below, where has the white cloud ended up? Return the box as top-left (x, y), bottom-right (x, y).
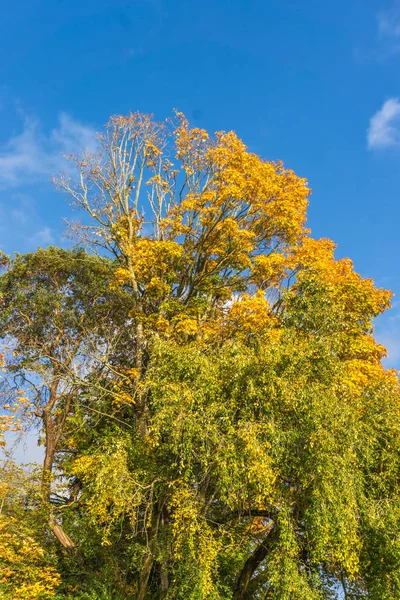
top-left (0, 113), bottom-right (98, 188)
top-left (29, 226), bottom-right (55, 246)
top-left (51, 112), bottom-right (98, 156)
top-left (378, 6), bottom-right (400, 39)
top-left (374, 4), bottom-right (400, 59)
top-left (367, 98), bottom-right (400, 149)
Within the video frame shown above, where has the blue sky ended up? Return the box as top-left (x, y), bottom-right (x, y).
top-left (0, 0), bottom-right (400, 367)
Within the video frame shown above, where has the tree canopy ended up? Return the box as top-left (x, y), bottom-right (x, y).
top-left (0, 112), bottom-right (399, 599)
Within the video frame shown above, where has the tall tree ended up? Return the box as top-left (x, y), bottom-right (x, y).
top-left (0, 112), bottom-right (399, 599)
top-left (56, 112), bottom-right (400, 598)
top-left (0, 247), bottom-right (133, 551)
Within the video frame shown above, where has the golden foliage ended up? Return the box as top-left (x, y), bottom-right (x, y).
top-left (0, 515), bottom-right (60, 599)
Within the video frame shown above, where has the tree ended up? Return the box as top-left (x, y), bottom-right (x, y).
top-left (0, 247), bottom-right (133, 551)
top-left (1, 112), bottom-right (399, 599)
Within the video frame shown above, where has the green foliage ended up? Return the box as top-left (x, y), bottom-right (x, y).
top-left (0, 112), bottom-right (399, 598)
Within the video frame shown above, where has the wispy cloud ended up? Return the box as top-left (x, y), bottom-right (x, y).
top-left (375, 3), bottom-right (400, 58)
top-left (10, 193), bottom-right (35, 226)
top-left (0, 192), bottom-right (57, 252)
top-left (30, 226), bottom-right (55, 246)
top-left (367, 98), bottom-right (400, 149)
top-left (51, 113), bottom-right (98, 156)
top-left (378, 5), bottom-right (400, 39)
top-left (0, 113), bottom-right (97, 188)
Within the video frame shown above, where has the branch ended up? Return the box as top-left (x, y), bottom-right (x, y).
top-left (49, 513), bottom-right (76, 551)
top-left (233, 521), bottom-right (277, 600)
top-left (216, 508), bottom-right (275, 524)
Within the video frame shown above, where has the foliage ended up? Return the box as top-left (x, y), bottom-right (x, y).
top-left (0, 112), bottom-right (399, 598)
top-left (0, 460), bottom-right (60, 599)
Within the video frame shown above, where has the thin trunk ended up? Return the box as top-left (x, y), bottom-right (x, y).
top-left (159, 509), bottom-right (169, 599)
top-left (41, 410), bottom-right (56, 503)
top-left (340, 571), bottom-right (349, 600)
top-left (126, 256), bottom-right (148, 438)
top-left (41, 402), bottom-right (76, 551)
top-left (137, 508), bottom-right (159, 599)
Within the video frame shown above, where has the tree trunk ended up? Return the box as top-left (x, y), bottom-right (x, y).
top-left (233, 523), bottom-right (276, 600)
top-left (159, 562), bottom-right (169, 599)
top-left (137, 551), bottom-right (153, 600)
top-left (159, 509), bottom-right (169, 598)
top-left (137, 508), bottom-right (160, 599)
top-left (41, 408), bottom-right (56, 503)
top-left (42, 406), bottom-right (76, 551)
